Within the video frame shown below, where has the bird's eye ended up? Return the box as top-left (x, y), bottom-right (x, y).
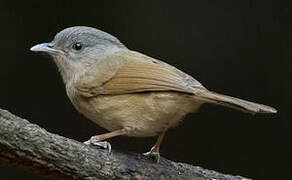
top-left (72, 42), bottom-right (83, 51)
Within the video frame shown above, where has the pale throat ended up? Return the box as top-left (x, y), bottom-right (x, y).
top-left (55, 46), bottom-right (125, 85)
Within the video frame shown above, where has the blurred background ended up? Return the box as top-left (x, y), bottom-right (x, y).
top-left (0, 0), bottom-right (290, 179)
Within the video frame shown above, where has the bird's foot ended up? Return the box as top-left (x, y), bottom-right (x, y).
top-left (84, 136), bottom-right (111, 153)
top-left (143, 146), bottom-right (160, 163)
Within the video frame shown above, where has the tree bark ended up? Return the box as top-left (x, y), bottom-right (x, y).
top-left (0, 108), bottom-right (249, 180)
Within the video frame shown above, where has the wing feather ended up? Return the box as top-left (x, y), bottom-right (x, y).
top-left (75, 50), bottom-right (204, 97)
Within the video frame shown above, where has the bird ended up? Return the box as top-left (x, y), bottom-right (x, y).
top-left (30, 26), bottom-right (277, 162)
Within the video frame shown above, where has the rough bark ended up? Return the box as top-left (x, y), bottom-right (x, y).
top-left (0, 108), bottom-right (249, 180)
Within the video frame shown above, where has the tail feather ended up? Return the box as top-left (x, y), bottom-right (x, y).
top-left (195, 89), bottom-right (277, 114)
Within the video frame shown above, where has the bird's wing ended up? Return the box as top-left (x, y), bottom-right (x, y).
top-left (75, 50), bottom-right (205, 97)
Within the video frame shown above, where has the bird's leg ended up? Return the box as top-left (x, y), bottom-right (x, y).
top-left (143, 131), bottom-right (166, 163)
top-left (84, 129), bottom-right (127, 153)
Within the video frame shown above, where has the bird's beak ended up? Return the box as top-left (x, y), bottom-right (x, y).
top-left (30, 42), bottom-right (64, 55)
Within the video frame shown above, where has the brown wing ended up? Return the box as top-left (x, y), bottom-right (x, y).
top-left (76, 50), bottom-right (205, 97)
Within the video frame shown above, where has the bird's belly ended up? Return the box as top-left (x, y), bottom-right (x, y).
top-left (73, 92), bottom-right (201, 137)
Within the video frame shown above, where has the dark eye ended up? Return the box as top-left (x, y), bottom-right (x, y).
top-left (72, 42), bottom-right (83, 51)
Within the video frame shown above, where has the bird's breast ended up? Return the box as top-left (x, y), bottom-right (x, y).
top-left (67, 88), bottom-right (202, 137)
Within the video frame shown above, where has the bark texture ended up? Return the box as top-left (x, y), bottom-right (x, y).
top-left (0, 108), bottom-right (249, 180)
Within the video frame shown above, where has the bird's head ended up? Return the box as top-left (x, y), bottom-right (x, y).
top-left (31, 26), bottom-right (126, 83)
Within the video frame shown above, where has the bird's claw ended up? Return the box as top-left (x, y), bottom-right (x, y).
top-left (143, 146), bottom-right (160, 163)
top-left (84, 138), bottom-right (111, 153)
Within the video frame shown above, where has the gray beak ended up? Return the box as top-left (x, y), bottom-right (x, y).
top-left (30, 43), bottom-right (64, 54)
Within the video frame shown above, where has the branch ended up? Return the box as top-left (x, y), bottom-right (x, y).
top-left (0, 108), bottom-right (248, 180)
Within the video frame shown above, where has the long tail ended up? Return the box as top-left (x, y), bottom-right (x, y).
top-left (195, 89), bottom-right (277, 114)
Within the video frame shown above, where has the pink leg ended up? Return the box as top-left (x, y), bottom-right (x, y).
top-left (143, 131), bottom-right (166, 163)
top-left (84, 129), bottom-right (127, 152)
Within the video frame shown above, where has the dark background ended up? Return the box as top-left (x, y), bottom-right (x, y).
top-left (0, 1), bottom-right (290, 179)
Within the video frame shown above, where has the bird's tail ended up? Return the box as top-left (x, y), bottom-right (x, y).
top-left (194, 89), bottom-right (277, 114)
